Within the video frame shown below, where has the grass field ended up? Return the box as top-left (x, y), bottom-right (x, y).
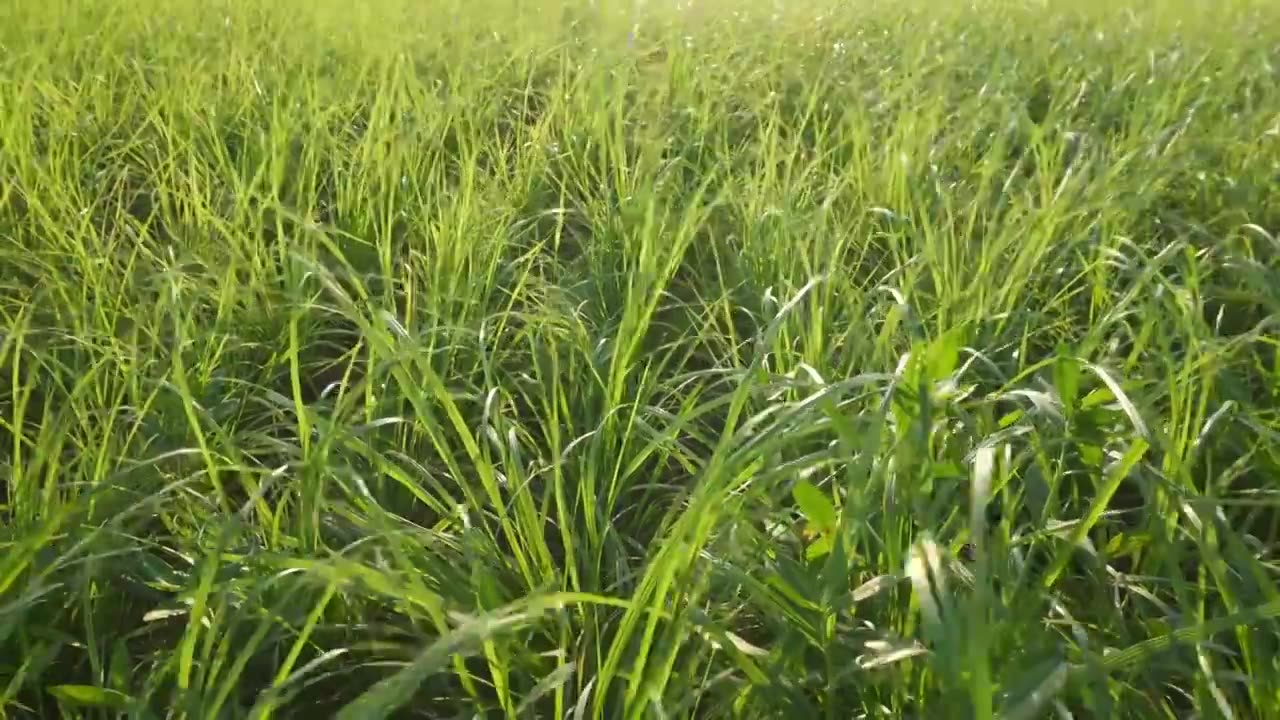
top-left (2, 0), bottom-right (1280, 716)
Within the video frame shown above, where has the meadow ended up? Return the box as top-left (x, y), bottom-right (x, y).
top-left (2, 0), bottom-right (1280, 716)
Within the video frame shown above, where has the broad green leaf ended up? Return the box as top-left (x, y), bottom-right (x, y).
top-left (792, 480), bottom-right (838, 533)
top-left (48, 685), bottom-right (134, 710)
top-left (109, 639), bottom-right (132, 692)
top-left (1053, 348), bottom-right (1080, 412)
top-left (998, 409), bottom-right (1024, 428)
top-left (924, 326), bottom-right (965, 381)
top-left (805, 534), bottom-right (833, 562)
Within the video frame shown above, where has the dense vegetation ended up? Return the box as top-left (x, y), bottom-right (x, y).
top-left (2, 0), bottom-right (1280, 716)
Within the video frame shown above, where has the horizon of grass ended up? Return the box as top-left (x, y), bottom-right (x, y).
top-left (2, 0), bottom-right (1280, 716)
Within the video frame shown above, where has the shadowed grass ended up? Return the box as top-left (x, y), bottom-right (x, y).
top-left (2, 0), bottom-right (1280, 716)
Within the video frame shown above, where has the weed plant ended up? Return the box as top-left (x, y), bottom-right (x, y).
top-left (2, 0), bottom-right (1280, 716)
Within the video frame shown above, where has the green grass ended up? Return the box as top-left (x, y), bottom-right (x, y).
top-left (2, 0), bottom-right (1280, 716)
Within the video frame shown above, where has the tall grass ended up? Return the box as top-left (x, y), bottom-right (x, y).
top-left (2, 0), bottom-right (1280, 716)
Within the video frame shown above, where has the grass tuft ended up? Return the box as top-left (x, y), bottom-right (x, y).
top-left (3, 0), bottom-right (1280, 716)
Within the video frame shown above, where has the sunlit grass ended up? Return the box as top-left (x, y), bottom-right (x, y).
top-left (2, 0), bottom-right (1280, 716)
